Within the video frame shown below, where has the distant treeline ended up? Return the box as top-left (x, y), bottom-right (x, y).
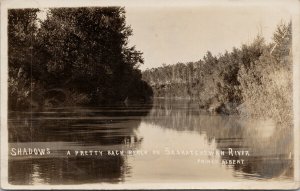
top-left (143, 22), bottom-right (292, 124)
top-left (8, 7), bottom-right (153, 110)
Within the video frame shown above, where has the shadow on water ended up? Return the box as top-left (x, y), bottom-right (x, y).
top-left (8, 102), bottom-right (153, 185)
top-left (8, 98), bottom-right (293, 184)
top-left (9, 103), bottom-right (153, 144)
top-left (9, 157), bottom-right (128, 185)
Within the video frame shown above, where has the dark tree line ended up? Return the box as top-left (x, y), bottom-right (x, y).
top-left (8, 7), bottom-right (153, 110)
top-left (143, 22), bottom-right (292, 125)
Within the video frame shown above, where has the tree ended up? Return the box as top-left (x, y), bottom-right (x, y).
top-left (37, 7), bottom-right (145, 103)
top-left (8, 9), bottom-right (40, 109)
top-left (8, 7), bottom-right (150, 109)
top-left (238, 22), bottom-right (292, 126)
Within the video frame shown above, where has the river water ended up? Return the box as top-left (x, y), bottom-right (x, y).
top-left (8, 98), bottom-right (293, 185)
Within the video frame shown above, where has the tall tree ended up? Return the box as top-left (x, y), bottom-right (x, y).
top-left (8, 9), bottom-right (40, 108)
top-left (8, 7), bottom-right (150, 109)
top-left (38, 7), bottom-right (144, 103)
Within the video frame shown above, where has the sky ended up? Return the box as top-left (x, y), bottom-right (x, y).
top-left (125, 4), bottom-right (293, 70)
top-left (36, 2), bottom-right (294, 71)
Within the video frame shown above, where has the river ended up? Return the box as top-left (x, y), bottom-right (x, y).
top-left (8, 98), bottom-right (293, 185)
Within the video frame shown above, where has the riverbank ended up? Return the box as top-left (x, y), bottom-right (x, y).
top-left (142, 22), bottom-right (292, 126)
top-left (8, 8), bottom-right (152, 111)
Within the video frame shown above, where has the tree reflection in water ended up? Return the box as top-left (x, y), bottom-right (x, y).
top-left (142, 98), bottom-right (293, 180)
top-left (8, 103), bottom-right (152, 185)
top-left (8, 99), bottom-right (293, 184)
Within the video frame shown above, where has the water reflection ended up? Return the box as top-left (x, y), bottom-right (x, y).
top-left (9, 157), bottom-right (128, 184)
top-left (9, 103), bottom-right (152, 185)
top-left (8, 99), bottom-right (293, 185)
top-left (9, 105), bottom-right (152, 144)
top-left (142, 99), bottom-right (293, 180)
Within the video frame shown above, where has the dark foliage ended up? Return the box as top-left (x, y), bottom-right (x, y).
top-left (8, 8), bottom-right (152, 110)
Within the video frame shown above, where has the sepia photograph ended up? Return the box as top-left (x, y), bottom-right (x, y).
top-left (1, 0), bottom-right (300, 189)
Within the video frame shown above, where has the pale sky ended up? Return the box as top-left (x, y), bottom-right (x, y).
top-left (125, 4), bottom-right (293, 70)
top-left (36, 2), bottom-right (294, 71)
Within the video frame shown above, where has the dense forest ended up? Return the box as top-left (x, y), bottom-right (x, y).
top-left (8, 7), bottom-right (153, 110)
top-left (9, 8), bottom-right (292, 126)
top-left (143, 22), bottom-right (292, 125)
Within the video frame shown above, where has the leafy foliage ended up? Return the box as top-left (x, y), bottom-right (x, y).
top-left (143, 22), bottom-right (292, 124)
top-left (8, 9), bottom-right (40, 108)
top-left (8, 8), bottom-right (152, 110)
top-left (143, 40), bottom-right (264, 112)
top-left (238, 22), bottom-right (292, 126)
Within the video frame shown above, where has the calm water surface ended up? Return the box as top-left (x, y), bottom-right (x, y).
top-left (8, 98), bottom-right (293, 185)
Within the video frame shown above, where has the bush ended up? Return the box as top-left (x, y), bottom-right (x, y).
top-left (238, 22), bottom-right (292, 126)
